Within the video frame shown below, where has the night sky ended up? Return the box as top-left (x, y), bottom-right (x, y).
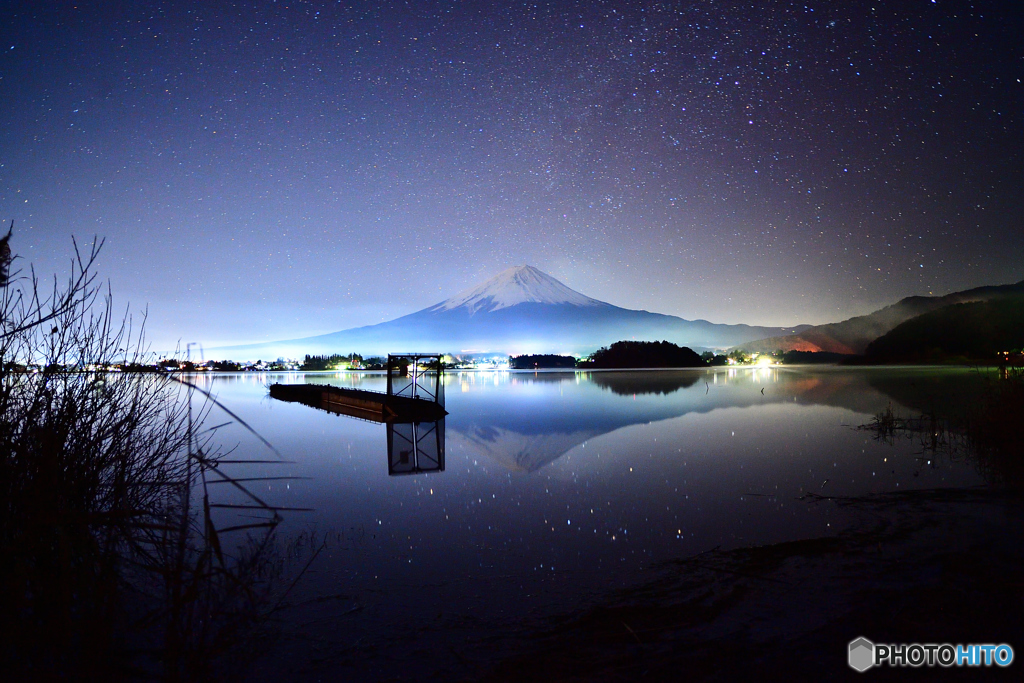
top-left (2, 1), bottom-right (1022, 349)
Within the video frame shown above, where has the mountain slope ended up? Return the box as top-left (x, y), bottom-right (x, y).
top-left (864, 296), bottom-right (1024, 362)
top-left (211, 265), bottom-right (809, 359)
top-left (739, 280), bottom-right (1024, 355)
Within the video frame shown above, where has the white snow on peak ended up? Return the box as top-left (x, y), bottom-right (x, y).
top-left (432, 265), bottom-right (604, 314)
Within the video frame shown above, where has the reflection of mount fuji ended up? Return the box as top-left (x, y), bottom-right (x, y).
top-left (446, 370), bottom-right (922, 473)
top-left (456, 426), bottom-right (603, 473)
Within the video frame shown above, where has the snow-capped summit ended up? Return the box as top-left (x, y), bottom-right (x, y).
top-left (431, 265), bottom-right (604, 315)
top-left (212, 264), bottom-right (814, 357)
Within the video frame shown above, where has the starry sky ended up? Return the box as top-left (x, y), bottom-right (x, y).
top-left (2, 0), bottom-right (1022, 349)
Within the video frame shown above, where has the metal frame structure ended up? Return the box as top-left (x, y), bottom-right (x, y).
top-left (387, 419), bottom-right (445, 475)
top-left (386, 353), bottom-right (444, 408)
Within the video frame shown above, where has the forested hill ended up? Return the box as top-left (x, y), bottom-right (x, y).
top-left (740, 279), bottom-right (1024, 355)
top-left (864, 297), bottom-right (1024, 363)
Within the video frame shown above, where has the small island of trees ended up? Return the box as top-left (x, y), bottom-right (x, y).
top-left (579, 340), bottom-right (706, 369)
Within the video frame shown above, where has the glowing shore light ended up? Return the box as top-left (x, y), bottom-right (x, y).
top-left (756, 355), bottom-right (773, 367)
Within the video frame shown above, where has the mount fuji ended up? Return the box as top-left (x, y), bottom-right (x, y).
top-left (212, 265), bottom-right (809, 359)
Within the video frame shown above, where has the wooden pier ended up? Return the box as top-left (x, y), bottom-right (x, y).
top-left (268, 352), bottom-right (447, 423)
top-left (268, 383), bottom-right (447, 423)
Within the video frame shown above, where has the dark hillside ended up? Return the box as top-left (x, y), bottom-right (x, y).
top-left (740, 279), bottom-right (1024, 355)
top-left (865, 297), bottom-right (1024, 363)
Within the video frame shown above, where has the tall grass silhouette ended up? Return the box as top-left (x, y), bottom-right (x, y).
top-left (0, 234), bottom-right (317, 680)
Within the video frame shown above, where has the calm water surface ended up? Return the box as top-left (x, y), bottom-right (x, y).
top-left (190, 366), bottom-right (987, 679)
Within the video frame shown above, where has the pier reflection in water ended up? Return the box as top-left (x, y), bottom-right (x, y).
top-left (388, 419), bottom-right (445, 475)
top-left (267, 375), bottom-right (447, 476)
top-left (178, 367), bottom-right (1012, 680)
top-left (11, 366), bottom-right (1020, 678)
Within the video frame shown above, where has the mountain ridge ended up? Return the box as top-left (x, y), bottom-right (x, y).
top-left (208, 265), bottom-right (808, 358)
top-left (864, 296), bottom-right (1024, 362)
top-left (739, 279), bottom-right (1024, 355)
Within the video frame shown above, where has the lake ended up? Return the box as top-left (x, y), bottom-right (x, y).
top-left (184, 365), bottom-right (1008, 679)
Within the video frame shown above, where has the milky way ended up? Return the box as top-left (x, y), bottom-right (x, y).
top-left (1, 1), bottom-right (1021, 348)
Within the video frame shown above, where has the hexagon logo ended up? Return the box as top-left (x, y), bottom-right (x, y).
top-left (849, 637), bottom-right (875, 672)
